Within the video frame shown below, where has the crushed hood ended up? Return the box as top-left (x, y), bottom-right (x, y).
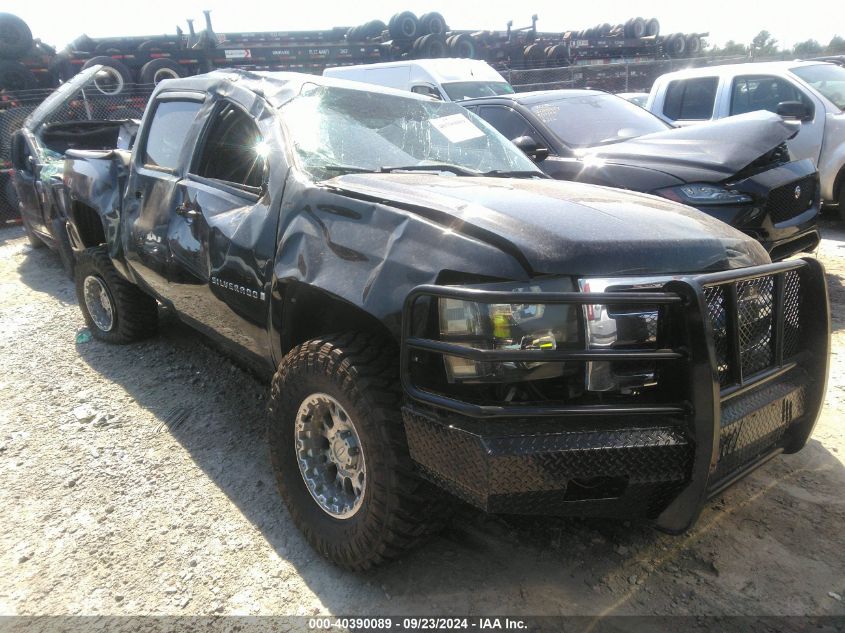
top-left (577, 111), bottom-right (796, 182)
top-left (325, 173), bottom-right (770, 277)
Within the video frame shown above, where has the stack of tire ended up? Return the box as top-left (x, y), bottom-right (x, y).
top-left (59, 36), bottom-right (189, 94)
top-left (346, 20), bottom-right (388, 42)
top-left (522, 42), bottom-right (570, 67)
top-left (0, 13), bottom-right (39, 93)
top-left (570, 17), bottom-right (661, 40)
top-left (663, 33), bottom-right (703, 57)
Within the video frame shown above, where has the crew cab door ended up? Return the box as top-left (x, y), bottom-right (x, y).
top-left (167, 98), bottom-right (280, 361)
top-left (123, 94), bottom-right (205, 297)
top-left (10, 130), bottom-right (47, 234)
top-left (727, 74), bottom-right (824, 164)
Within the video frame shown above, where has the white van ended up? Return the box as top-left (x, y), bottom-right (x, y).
top-left (323, 59), bottom-right (514, 102)
top-left (646, 61), bottom-right (845, 215)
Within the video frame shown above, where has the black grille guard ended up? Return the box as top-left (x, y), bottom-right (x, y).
top-left (400, 257), bottom-right (830, 531)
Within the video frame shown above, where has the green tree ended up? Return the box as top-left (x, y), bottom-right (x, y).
top-left (751, 30), bottom-right (779, 57)
top-left (793, 39), bottom-right (823, 58)
top-left (710, 40), bottom-right (748, 57)
top-left (828, 35), bottom-right (845, 53)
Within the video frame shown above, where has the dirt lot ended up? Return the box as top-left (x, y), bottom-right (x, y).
top-left (1, 220), bottom-right (844, 619)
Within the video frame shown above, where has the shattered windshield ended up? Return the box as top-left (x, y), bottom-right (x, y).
top-left (529, 93), bottom-right (670, 148)
top-left (279, 83), bottom-right (540, 180)
top-left (791, 64), bottom-right (845, 110)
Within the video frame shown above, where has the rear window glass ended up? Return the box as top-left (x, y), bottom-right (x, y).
top-left (143, 100), bottom-right (202, 170)
top-left (662, 77), bottom-right (718, 120)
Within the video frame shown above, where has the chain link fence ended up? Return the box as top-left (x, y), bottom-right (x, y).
top-left (0, 84), bottom-right (154, 225)
top-left (0, 53), bottom-right (769, 225)
top-left (504, 54), bottom-right (751, 93)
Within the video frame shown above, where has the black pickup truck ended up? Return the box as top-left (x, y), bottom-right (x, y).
top-left (60, 70), bottom-right (830, 570)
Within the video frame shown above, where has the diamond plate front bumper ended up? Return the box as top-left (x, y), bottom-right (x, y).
top-left (400, 259), bottom-right (830, 532)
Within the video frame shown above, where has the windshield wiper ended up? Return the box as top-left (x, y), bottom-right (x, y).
top-left (479, 169), bottom-right (548, 179)
top-left (323, 164), bottom-right (376, 174)
top-left (377, 164), bottom-right (482, 176)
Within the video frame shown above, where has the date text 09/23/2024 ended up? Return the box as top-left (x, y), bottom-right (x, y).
top-left (308, 618), bottom-right (528, 630)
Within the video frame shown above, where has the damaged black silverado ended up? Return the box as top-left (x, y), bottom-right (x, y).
top-left (61, 70), bottom-right (830, 570)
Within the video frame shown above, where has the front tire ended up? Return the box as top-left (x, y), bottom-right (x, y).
top-left (268, 333), bottom-right (444, 570)
top-left (74, 246), bottom-right (158, 343)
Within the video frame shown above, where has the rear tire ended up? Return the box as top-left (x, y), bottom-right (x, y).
top-left (268, 333), bottom-right (446, 570)
top-left (74, 246), bottom-right (158, 343)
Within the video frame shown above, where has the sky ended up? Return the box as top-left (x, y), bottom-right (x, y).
top-left (4, 0), bottom-right (841, 52)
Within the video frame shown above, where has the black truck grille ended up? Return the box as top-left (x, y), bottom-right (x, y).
top-left (766, 176), bottom-right (816, 224)
top-left (704, 270), bottom-right (802, 387)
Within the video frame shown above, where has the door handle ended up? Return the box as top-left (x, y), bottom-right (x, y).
top-left (134, 190), bottom-right (143, 199)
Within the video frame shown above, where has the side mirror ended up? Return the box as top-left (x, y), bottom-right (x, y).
top-left (512, 135), bottom-right (549, 162)
top-left (777, 100), bottom-right (811, 120)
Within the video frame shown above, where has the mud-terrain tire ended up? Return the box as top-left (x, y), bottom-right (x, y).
top-left (268, 333), bottom-right (446, 570)
top-left (74, 246), bottom-right (158, 343)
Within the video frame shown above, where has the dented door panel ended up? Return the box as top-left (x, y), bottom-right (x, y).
top-left (167, 177), bottom-right (277, 359)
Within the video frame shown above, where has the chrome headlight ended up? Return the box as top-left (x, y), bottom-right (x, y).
top-left (438, 278), bottom-right (579, 383)
top-left (579, 275), bottom-right (674, 393)
top-left (655, 183), bottom-right (752, 205)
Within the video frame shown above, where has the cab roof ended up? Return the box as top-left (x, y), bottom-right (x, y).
top-left (152, 68), bottom-right (435, 107)
top-left (653, 60), bottom-right (835, 82)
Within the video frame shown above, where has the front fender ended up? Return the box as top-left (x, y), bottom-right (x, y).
top-left (269, 176), bottom-right (532, 356)
top-left (818, 112), bottom-right (845, 203)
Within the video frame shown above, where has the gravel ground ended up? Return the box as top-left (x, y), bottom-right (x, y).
top-left (1, 221), bottom-right (844, 618)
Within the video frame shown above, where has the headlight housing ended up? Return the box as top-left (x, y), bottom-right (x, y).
top-left (438, 279), bottom-right (580, 383)
top-left (579, 275), bottom-right (673, 393)
top-left (655, 183), bottom-right (752, 205)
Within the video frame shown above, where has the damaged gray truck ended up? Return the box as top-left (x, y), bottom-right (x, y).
top-left (60, 70), bottom-right (830, 570)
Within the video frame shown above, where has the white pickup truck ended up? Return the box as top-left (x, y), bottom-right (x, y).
top-left (646, 61), bottom-right (845, 217)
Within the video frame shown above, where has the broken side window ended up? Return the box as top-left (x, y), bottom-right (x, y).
top-left (192, 102), bottom-right (266, 189)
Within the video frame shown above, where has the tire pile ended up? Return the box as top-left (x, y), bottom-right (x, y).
top-left (346, 12), bottom-right (480, 60)
top-left (0, 13), bottom-right (47, 92)
top-left (0, 10), bottom-right (706, 94)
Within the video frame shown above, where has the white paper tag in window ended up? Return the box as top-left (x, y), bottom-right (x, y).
top-left (430, 114), bottom-right (485, 143)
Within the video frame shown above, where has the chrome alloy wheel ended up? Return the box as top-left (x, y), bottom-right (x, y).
top-left (83, 275), bottom-right (115, 332)
top-left (295, 393), bottom-right (366, 518)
